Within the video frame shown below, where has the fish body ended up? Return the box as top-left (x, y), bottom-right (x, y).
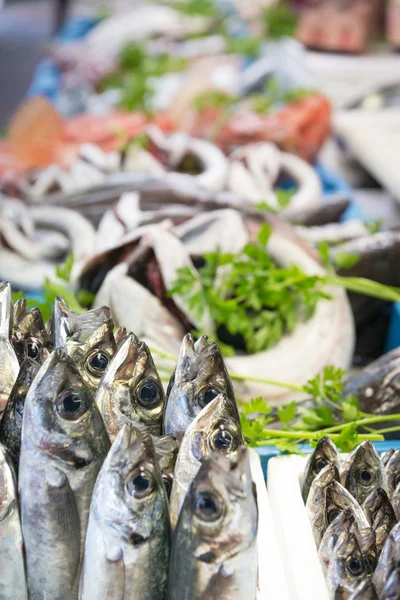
top-left (373, 522), bottom-right (400, 596)
top-left (341, 441), bottom-right (386, 505)
top-left (381, 567), bottom-right (400, 600)
top-left (362, 488), bottom-right (396, 553)
top-left (95, 333), bottom-right (165, 441)
top-left (168, 449), bottom-right (258, 600)
top-left (80, 426), bottom-right (170, 600)
top-left (0, 444), bottom-right (27, 600)
top-left (53, 297), bottom-right (117, 396)
top-left (19, 350), bottom-right (111, 600)
top-left (164, 334), bottom-right (238, 441)
top-left (0, 283), bottom-right (19, 416)
top-left (169, 394), bottom-right (243, 530)
top-left (0, 358), bottom-right (39, 472)
top-left (306, 463), bottom-right (339, 547)
top-left (302, 436), bottom-right (339, 503)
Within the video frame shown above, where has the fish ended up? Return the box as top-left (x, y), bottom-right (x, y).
top-left (79, 426), bottom-right (170, 600)
top-left (19, 349), bottom-right (111, 600)
top-left (385, 449), bottom-right (400, 498)
top-left (306, 463), bottom-right (339, 547)
top-left (343, 348), bottom-right (400, 429)
top-left (381, 567), bottom-right (400, 600)
top-left (324, 481), bottom-right (372, 550)
top-left (327, 531), bottom-right (369, 597)
top-left (169, 393), bottom-right (244, 531)
top-left (390, 481), bottom-right (400, 520)
top-left (114, 326), bottom-right (129, 348)
top-left (163, 333), bottom-right (239, 441)
top-left (53, 297), bottom-right (117, 396)
top-left (167, 448), bottom-right (258, 600)
top-left (301, 436), bottom-right (340, 503)
top-left (0, 358), bottom-right (39, 473)
top-left (95, 333), bottom-right (165, 441)
top-left (12, 298), bottom-right (49, 364)
top-left (0, 283), bottom-right (20, 417)
top-left (383, 449), bottom-right (395, 468)
top-left (288, 196), bottom-right (351, 226)
top-left (373, 522), bottom-right (400, 596)
top-left (362, 488), bottom-right (396, 553)
top-left (150, 434), bottom-right (180, 498)
top-left (341, 440), bottom-right (387, 505)
top-left (0, 444), bottom-right (28, 600)
top-left (349, 580), bottom-right (379, 600)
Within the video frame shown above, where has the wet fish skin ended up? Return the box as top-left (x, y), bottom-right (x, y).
top-left (0, 444), bottom-right (28, 600)
top-left (390, 481), bottom-right (400, 520)
top-left (168, 448), bottom-right (258, 600)
top-left (164, 333), bottom-right (238, 441)
top-left (0, 358), bottom-right (39, 473)
top-left (302, 436), bottom-right (339, 503)
top-left (383, 449), bottom-right (395, 468)
top-left (169, 393), bottom-right (244, 531)
top-left (373, 522), bottom-right (400, 596)
top-left (19, 349), bottom-right (111, 600)
top-left (327, 531), bottom-right (369, 597)
top-left (0, 282), bottom-right (20, 417)
top-left (95, 333), bottom-right (165, 441)
top-left (80, 426), bottom-right (170, 600)
top-left (306, 464), bottom-right (339, 547)
top-left (381, 567), bottom-right (400, 600)
top-left (341, 441), bottom-right (387, 505)
top-left (348, 580), bottom-right (379, 600)
top-left (151, 434), bottom-right (179, 498)
top-left (362, 488), bottom-right (396, 553)
top-left (385, 449), bottom-right (400, 498)
top-left (12, 298), bottom-right (50, 365)
top-left (53, 297), bottom-right (117, 396)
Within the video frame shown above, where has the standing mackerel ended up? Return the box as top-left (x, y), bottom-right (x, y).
top-left (0, 282), bottom-right (19, 416)
top-left (19, 350), bottom-right (110, 600)
top-left (0, 445), bottom-right (27, 600)
top-left (168, 448), bottom-right (258, 600)
top-left (80, 425), bottom-right (170, 600)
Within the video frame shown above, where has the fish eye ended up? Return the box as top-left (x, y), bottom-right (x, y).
top-left (136, 379), bottom-right (162, 409)
top-left (364, 552), bottom-right (377, 575)
top-left (327, 508), bottom-right (342, 524)
top-left (198, 387), bottom-right (222, 409)
top-left (26, 340), bottom-right (40, 360)
top-left (127, 470), bottom-right (154, 499)
top-left (358, 468), bottom-right (375, 487)
top-left (86, 350), bottom-right (109, 376)
top-left (162, 474), bottom-right (172, 498)
top-left (209, 428), bottom-right (237, 453)
top-left (195, 492), bottom-right (223, 523)
top-left (315, 458), bottom-right (329, 472)
top-left (346, 556), bottom-right (364, 577)
top-left (56, 389), bottom-right (87, 421)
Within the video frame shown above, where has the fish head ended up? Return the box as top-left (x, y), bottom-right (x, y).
top-left (164, 334), bottom-right (236, 441)
top-left (328, 531), bottom-right (368, 594)
top-left (0, 446), bottom-right (17, 521)
top-left (319, 509), bottom-right (356, 567)
top-left (324, 481), bottom-right (368, 532)
top-left (385, 449), bottom-right (400, 496)
top-left (302, 436), bottom-right (339, 502)
top-left (185, 448), bottom-right (258, 564)
top-left (342, 441), bottom-right (386, 505)
top-left (12, 298), bottom-right (49, 364)
top-left (95, 425), bottom-right (167, 545)
top-left (350, 580), bottom-right (379, 600)
top-left (150, 434), bottom-right (179, 498)
top-left (363, 488), bottom-right (397, 553)
top-left (22, 349), bottom-right (110, 468)
top-left (382, 567), bottom-right (400, 600)
top-left (53, 297), bottom-right (117, 395)
top-left (96, 334), bottom-right (165, 439)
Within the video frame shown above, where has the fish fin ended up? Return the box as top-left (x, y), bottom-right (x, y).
top-left (0, 282), bottom-right (13, 338)
top-left (45, 466), bottom-right (81, 586)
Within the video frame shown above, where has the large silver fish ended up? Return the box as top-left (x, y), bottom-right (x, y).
top-left (341, 441), bottom-right (387, 505)
top-left (373, 522), bottom-right (400, 597)
top-left (305, 463), bottom-right (339, 547)
top-left (0, 283), bottom-right (19, 416)
top-left (164, 334), bottom-right (238, 441)
top-left (327, 531), bottom-right (369, 598)
top-left (0, 358), bottom-right (39, 473)
top-left (0, 444), bottom-right (27, 600)
top-left (19, 350), bottom-right (111, 600)
top-left (80, 426), bottom-right (170, 600)
top-left (95, 333), bottom-right (165, 441)
top-left (12, 298), bottom-right (50, 365)
top-left (302, 436), bottom-right (339, 503)
top-left (168, 448), bottom-right (258, 600)
top-left (169, 393), bottom-right (244, 531)
top-left (362, 488), bottom-right (396, 553)
top-left (53, 297), bottom-right (117, 396)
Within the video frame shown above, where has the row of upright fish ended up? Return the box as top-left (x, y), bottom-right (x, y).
top-left (0, 281), bottom-right (258, 599)
top-left (303, 437), bottom-right (400, 599)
